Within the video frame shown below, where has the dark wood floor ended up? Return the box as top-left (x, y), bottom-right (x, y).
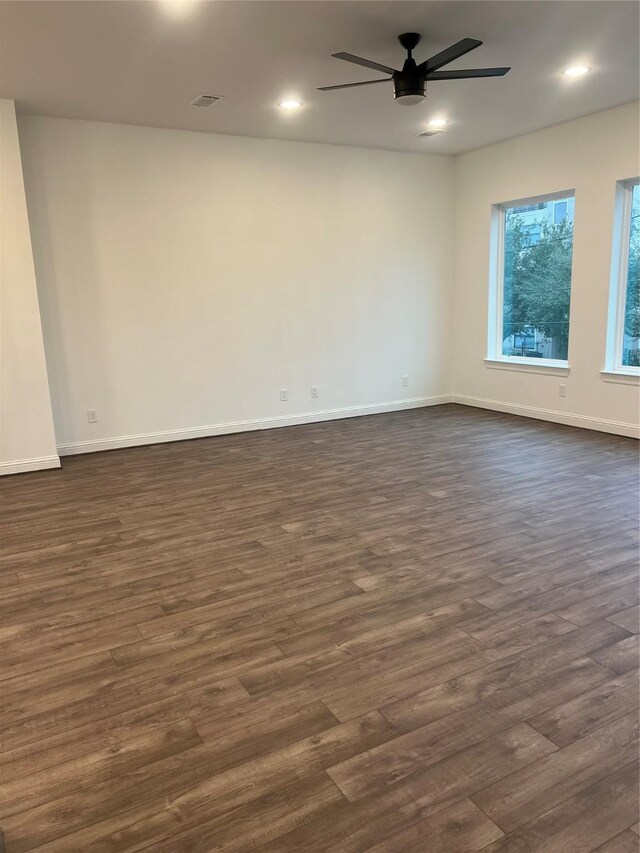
top-left (1, 404), bottom-right (638, 852)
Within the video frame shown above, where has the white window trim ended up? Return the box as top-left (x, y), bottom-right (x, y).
top-left (485, 357), bottom-right (570, 376)
top-left (487, 189), bottom-right (575, 373)
top-left (604, 177), bottom-right (640, 378)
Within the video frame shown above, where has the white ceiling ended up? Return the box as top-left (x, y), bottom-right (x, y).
top-left (1, 0), bottom-right (638, 155)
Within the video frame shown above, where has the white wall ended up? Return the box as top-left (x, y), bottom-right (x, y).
top-left (18, 115), bottom-right (454, 454)
top-left (6, 103), bottom-right (638, 469)
top-left (453, 102), bottom-right (640, 437)
top-left (0, 99), bottom-right (59, 474)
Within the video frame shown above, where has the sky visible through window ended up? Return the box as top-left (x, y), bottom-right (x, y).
top-left (502, 196), bottom-right (574, 361)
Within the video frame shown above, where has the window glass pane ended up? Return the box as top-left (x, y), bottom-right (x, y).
top-left (502, 195), bottom-right (574, 360)
top-left (554, 201), bottom-right (568, 224)
top-left (622, 183), bottom-right (640, 367)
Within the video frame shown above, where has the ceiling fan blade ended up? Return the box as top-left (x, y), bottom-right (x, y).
top-left (332, 52), bottom-right (397, 76)
top-left (426, 67), bottom-right (510, 80)
top-left (417, 38), bottom-right (482, 74)
top-left (317, 78), bottom-right (391, 91)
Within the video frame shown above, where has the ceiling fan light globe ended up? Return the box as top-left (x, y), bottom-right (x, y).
top-left (395, 93), bottom-right (426, 105)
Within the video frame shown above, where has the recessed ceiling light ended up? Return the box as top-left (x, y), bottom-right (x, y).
top-left (159, 0), bottom-right (200, 19)
top-left (563, 66), bottom-right (591, 77)
top-left (279, 100), bottom-right (303, 110)
top-left (428, 118), bottom-right (448, 128)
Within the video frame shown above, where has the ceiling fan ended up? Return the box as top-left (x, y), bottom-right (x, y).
top-left (318, 33), bottom-right (510, 105)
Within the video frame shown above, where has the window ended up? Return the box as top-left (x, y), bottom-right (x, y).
top-left (605, 179), bottom-right (640, 376)
top-left (554, 201), bottom-right (568, 224)
top-left (523, 224), bottom-right (541, 246)
top-left (488, 192), bottom-right (575, 366)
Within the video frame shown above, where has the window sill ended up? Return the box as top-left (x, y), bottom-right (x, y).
top-left (485, 357), bottom-right (570, 376)
top-left (600, 369), bottom-right (640, 385)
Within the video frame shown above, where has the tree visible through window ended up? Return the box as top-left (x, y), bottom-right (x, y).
top-left (622, 182), bottom-right (640, 367)
top-left (501, 195), bottom-right (574, 361)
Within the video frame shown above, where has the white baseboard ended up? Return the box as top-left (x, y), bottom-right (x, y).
top-left (57, 395), bottom-right (453, 456)
top-left (9, 394), bottom-right (637, 464)
top-left (0, 455), bottom-right (61, 476)
top-left (453, 394), bottom-right (640, 439)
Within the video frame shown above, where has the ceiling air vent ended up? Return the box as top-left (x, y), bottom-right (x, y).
top-left (190, 94), bottom-right (222, 107)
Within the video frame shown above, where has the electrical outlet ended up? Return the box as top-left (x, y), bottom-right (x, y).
top-left (311, 386), bottom-right (319, 399)
top-left (559, 384), bottom-right (567, 398)
top-left (401, 375), bottom-right (409, 387)
top-left (279, 389), bottom-right (288, 402)
top-left (87, 408), bottom-right (98, 423)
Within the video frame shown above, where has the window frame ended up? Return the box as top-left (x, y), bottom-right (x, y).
top-left (603, 177), bottom-right (640, 382)
top-left (487, 189), bottom-right (576, 372)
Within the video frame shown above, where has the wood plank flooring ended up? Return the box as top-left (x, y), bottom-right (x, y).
top-left (0, 403), bottom-right (638, 852)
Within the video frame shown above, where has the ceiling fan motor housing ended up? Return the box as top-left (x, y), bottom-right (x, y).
top-left (393, 70), bottom-right (426, 105)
